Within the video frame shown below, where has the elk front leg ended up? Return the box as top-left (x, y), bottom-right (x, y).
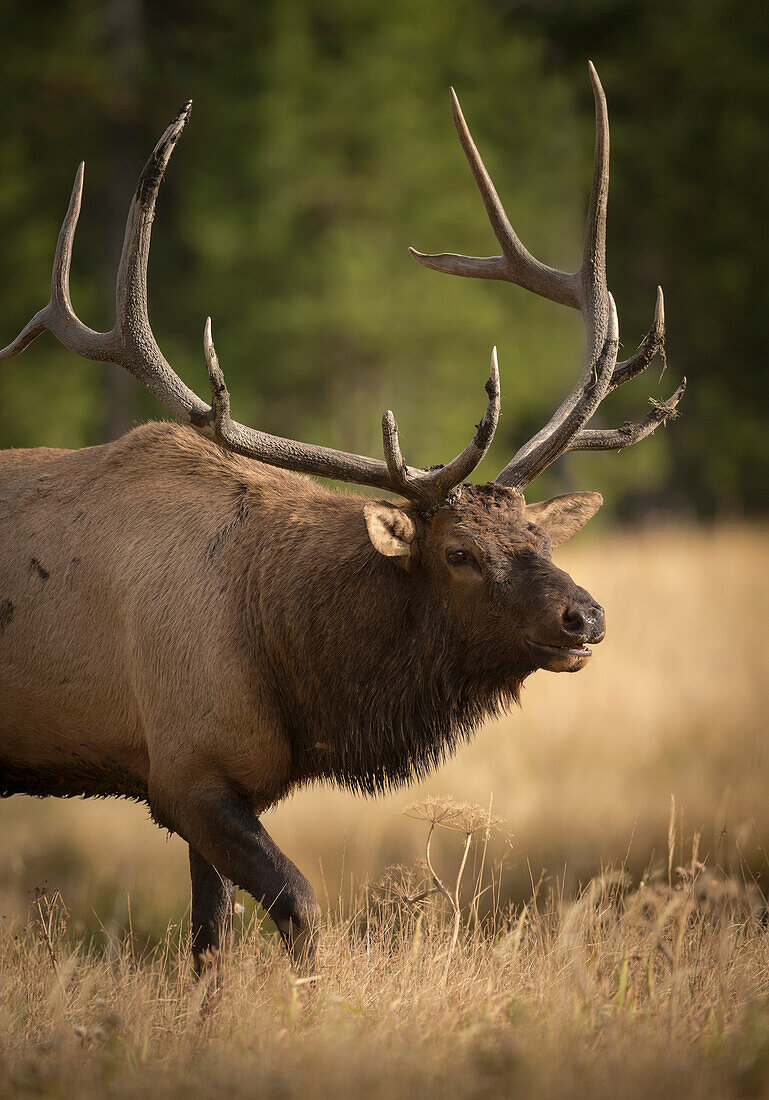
top-left (188, 845), bottom-right (236, 976)
top-left (160, 786), bottom-right (320, 970)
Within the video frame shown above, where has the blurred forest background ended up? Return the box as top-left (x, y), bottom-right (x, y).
top-left (2, 0), bottom-right (766, 518)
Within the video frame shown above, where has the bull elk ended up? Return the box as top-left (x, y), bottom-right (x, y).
top-left (0, 64), bottom-right (683, 971)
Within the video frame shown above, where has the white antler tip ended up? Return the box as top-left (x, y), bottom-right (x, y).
top-left (654, 285), bottom-right (665, 328)
top-left (489, 346), bottom-right (500, 388)
top-left (606, 293), bottom-right (619, 341)
top-left (70, 163), bottom-right (85, 203)
top-left (449, 86), bottom-right (464, 121)
top-left (587, 61), bottom-right (607, 108)
top-left (67, 164), bottom-right (85, 211)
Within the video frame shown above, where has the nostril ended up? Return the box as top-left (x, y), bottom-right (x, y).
top-left (562, 606), bottom-right (586, 635)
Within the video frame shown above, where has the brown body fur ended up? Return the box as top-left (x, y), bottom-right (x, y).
top-left (1, 423), bottom-right (293, 814)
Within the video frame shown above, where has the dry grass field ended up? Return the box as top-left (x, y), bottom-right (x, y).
top-left (1, 523), bottom-right (769, 1098)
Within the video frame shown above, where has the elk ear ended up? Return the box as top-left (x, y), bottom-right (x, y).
top-left (524, 492), bottom-right (603, 548)
top-left (363, 501), bottom-right (417, 566)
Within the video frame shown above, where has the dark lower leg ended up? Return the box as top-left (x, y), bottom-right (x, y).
top-left (178, 789), bottom-right (320, 970)
top-left (188, 845), bottom-right (236, 976)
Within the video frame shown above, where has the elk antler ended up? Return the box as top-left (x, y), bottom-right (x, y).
top-left (0, 103), bottom-right (499, 513)
top-left (410, 63), bottom-right (685, 489)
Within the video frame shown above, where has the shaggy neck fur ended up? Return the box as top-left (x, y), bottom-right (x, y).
top-left (249, 489), bottom-right (523, 795)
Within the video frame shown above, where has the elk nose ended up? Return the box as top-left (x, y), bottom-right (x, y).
top-left (562, 602), bottom-right (606, 643)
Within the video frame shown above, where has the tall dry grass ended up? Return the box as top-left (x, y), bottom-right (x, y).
top-left (1, 523), bottom-right (769, 1097)
top-left (3, 800), bottom-right (769, 1099)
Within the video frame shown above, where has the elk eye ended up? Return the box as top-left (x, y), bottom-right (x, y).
top-left (447, 548), bottom-right (469, 566)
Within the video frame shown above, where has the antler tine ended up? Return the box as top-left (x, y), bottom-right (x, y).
top-left (411, 65), bottom-right (610, 322)
top-left (568, 377), bottom-right (686, 452)
top-left (202, 316), bottom-right (231, 432)
top-left (381, 409), bottom-right (409, 492)
top-left (609, 286), bottom-right (665, 392)
top-left (409, 91), bottom-right (579, 308)
top-left (0, 312), bottom-right (49, 361)
top-left (0, 101), bottom-right (210, 426)
top-left (111, 101), bottom-right (211, 423)
top-left (0, 162), bottom-right (104, 361)
top-left (581, 62), bottom-right (610, 312)
top-left (52, 161), bottom-right (85, 315)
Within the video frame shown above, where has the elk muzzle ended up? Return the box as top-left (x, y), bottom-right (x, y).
top-left (525, 588), bottom-right (605, 674)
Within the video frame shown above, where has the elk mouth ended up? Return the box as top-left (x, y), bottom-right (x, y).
top-left (525, 639), bottom-right (593, 674)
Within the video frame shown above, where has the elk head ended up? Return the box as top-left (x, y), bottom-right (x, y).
top-left (0, 65), bottom-right (683, 678)
top-left (364, 486), bottom-right (605, 676)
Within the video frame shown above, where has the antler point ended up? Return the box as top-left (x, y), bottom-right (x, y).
top-left (654, 285), bottom-right (665, 329)
top-left (489, 346), bottom-right (500, 390)
top-left (449, 86), bottom-right (464, 125)
top-left (72, 163), bottom-right (85, 199)
top-left (607, 294), bottom-right (619, 340)
top-left (588, 60), bottom-right (603, 90)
